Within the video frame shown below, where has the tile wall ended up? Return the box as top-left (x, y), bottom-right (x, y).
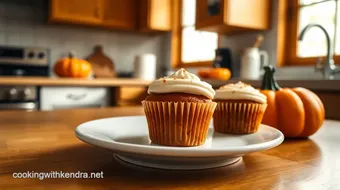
top-left (0, 0), bottom-right (169, 76)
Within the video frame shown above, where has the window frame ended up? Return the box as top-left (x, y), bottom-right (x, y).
top-left (171, 0), bottom-right (220, 68)
top-left (281, 0), bottom-right (340, 66)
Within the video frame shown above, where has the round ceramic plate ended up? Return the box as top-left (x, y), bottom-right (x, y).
top-left (75, 116), bottom-right (284, 170)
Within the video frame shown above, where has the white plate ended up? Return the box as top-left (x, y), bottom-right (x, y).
top-left (75, 116), bottom-right (284, 170)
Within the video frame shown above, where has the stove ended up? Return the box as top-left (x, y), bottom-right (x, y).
top-left (0, 46), bottom-right (50, 110)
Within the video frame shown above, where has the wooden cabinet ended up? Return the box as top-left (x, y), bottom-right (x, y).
top-left (49, 0), bottom-right (171, 32)
top-left (314, 91), bottom-right (340, 120)
top-left (102, 0), bottom-right (137, 30)
top-left (49, 0), bottom-right (103, 25)
top-left (195, 0), bottom-right (270, 34)
top-left (116, 87), bottom-right (148, 106)
top-left (139, 0), bottom-right (172, 32)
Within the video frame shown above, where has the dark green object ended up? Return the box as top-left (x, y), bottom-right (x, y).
top-left (261, 66), bottom-right (281, 91)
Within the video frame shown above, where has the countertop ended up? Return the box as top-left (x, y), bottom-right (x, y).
top-left (0, 77), bottom-right (151, 87)
top-left (0, 107), bottom-right (339, 189)
top-left (1, 77), bottom-right (339, 91)
top-left (205, 78), bottom-right (340, 91)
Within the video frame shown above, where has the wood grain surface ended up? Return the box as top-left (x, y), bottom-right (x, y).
top-left (0, 107), bottom-right (339, 189)
top-left (0, 77), bottom-right (151, 87)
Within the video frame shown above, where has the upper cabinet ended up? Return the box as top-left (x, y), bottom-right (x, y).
top-left (49, 0), bottom-right (171, 32)
top-left (196, 0), bottom-right (270, 34)
top-left (49, 0), bottom-right (103, 25)
top-left (139, 0), bottom-right (172, 32)
top-left (102, 0), bottom-right (137, 30)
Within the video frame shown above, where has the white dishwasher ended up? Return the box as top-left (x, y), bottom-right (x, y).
top-left (40, 87), bottom-right (110, 111)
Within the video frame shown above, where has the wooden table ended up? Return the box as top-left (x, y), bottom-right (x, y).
top-left (0, 107), bottom-right (339, 189)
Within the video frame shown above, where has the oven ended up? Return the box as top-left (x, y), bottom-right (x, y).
top-left (0, 86), bottom-right (38, 110)
top-left (0, 46), bottom-right (49, 111)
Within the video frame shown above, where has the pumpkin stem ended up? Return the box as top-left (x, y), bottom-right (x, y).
top-left (68, 51), bottom-right (75, 58)
top-left (261, 65), bottom-right (281, 91)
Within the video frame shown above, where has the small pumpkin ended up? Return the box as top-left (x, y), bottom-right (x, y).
top-left (198, 68), bottom-right (231, 80)
top-left (260, 66), bottom-right (325, 138)
top-left (54, 52), bottom-right (92, 78)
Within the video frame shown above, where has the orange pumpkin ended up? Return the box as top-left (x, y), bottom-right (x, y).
top-left (260, 66), bottom-right (325, 138)
top-left (54, 52), bottom-right (92, 78)
top-left (198, 68), bottom-right (231, 80)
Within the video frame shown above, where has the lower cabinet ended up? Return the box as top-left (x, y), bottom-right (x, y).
top-left (40, 87), bottom-right (110, 111)
top-left (314, 91), bottom-right (340, 120)
top-left (39, 85), bottom-right (340, 121)
top-left (116, 87), bottom-right (148, 106)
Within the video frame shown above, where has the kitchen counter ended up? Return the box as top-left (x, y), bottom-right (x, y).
top-left (0, 107), bottom-right (339, 189)
top-left (0, 77), bottom-right (152, 87)
top-left (2, 77), bottom-right (339, 91)
top-left (206, 78), bottom-right (340, 91)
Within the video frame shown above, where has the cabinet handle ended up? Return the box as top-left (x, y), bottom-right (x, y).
top-left (67, 94), bottom-right (87, 101)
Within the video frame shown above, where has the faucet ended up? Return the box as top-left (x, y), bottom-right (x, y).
top-left (299, 24), bottom-right (340, 79)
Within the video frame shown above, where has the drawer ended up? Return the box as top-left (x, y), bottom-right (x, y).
top-left (40, 87), bottom-right (110, 111)
top-left (117, 87), bottom-right (148, 106)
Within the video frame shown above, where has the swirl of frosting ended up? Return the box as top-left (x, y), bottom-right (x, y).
top-left (147, 68), bottom-right (215, 99)
top-left (215, 82), bottom-right (267, 103)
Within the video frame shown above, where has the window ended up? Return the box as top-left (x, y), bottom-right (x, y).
top-left (171, 0), bottom-right (219, 68)
top-left (284, 0), bottom-right (340, 66)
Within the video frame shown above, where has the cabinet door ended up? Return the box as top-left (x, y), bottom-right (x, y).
top-left (117, 87), bottom-right (148, 106)
top-left (227, 0), bottom-right (270, 30)
top-left (49, 0), bottom-right (103, 25)
top-left (195, 0), bottom-right (225, 30)
top-left (139, 0), bottom-right (171, 32)
top-left (196, 0), bottom-right (270, 34)
top-left (102, 0), bottom-right (137, 30)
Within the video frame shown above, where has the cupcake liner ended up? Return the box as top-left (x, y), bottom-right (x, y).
top-left (213, 102), bottom-right (267, 134)
top-left (142, 101), bottom-right (216, 147)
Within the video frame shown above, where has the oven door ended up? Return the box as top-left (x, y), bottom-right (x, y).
top-left (0, 102), bottom-right (37, 110)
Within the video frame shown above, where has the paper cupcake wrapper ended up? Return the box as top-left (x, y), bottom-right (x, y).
top-left (142, 101), bottom-right (217, 147)
top-left (213, 102), bottom-right (267, 134)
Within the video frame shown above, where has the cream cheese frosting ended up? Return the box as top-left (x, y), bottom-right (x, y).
top-left (147, 68), bottom-right (215, 99)
top-left (214, 81), bottom-right (267, 103)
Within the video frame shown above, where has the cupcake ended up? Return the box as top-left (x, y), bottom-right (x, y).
top-left (213, 82), bottom-right (267, 134)
top-left (142, 68), bottom-right (216, 147)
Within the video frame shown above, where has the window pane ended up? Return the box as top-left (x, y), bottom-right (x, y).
top-left (297, 1), bottom-right (335, 57)
top-left (182, 27), bottom-right (200, 62)
top-left (335, 1), bottom-right (340, 54)
top-left (182, 26), bottom-right (217, 62)
top-left (299, 0), bottom-right (329, 6)
top-left (182, 0), bottom-right (196, 26)
top-left (198, 31), bottom-right (218, 61)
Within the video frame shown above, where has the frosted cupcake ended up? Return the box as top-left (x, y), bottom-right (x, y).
top-left (213, 82), bottom-right (267, 134)
top-left (142, 68), bottom-right (216, 147)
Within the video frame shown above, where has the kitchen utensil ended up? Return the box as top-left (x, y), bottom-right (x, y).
top-left (240, 48), bottom-right (268, 79)
top-left (240, 35), bottom-right (268, 79)
top-left (253, 35), bottom-right (264, 48)
top-left (75, 116), bottom-right (284, 170)
top-left (87, 45), bottom-right (116, 78)
top-left (134, 54), bottom-right (156, 80)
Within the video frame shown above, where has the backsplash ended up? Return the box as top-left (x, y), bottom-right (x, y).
top-left (0, 0), bottom-right (169, 76)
